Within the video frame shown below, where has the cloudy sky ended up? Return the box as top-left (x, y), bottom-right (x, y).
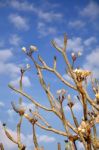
top-left (0, 0), bottom-right (99, 149)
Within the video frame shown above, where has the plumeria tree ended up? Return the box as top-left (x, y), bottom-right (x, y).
top-left (2, 35), bottom-right (99, 150)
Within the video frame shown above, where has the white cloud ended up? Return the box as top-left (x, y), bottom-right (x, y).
top-left (0, 49), bottom-right (13, 62)
top-left (23, 134), bottom-right (55, 148)
top-left (0, 121), bottom-right (33, 150)
top-left (76, 141), bottom-right (84, 150)
top-left (7, 109), bottom-right (14, 118)
top-left (67, 37), bottom-right (84, 52)
top-left (54, 37), bottom-right (84, 52)
top-left (64, 102), bottom-right (82, 113)
top-left (0, 49), bottom-right (20, 77)
top-left (84, 36), bottom-right (97, 46)
top-left (54, 37), bottom-right (64, 48)
top-left (0, 40), bottom-right (4, 47)
top-left (63, 105), bottom-right (70, 112)
top-left (9, 0), bottom-right (63, 22)
top-left (22, 102), bottom-right (34, 112)
top-left (10, 76), bottom-right (31, 87)
top-left (38, 135), bottom-right (56, 143)
top-left (8, 0), bottom-right (63, 37)
top-left (63, 74), bottom-right (74, 83)
top-left (10, 0), bottom-right (63, 22)
top-left (69, 20), bottom-right (85, 28)
top-left (37, 10), bottom-right (63, 23)
top-left (83, 48), bottom-right (99, 78)
top-left (0, 121), bottom-right (17, 150)
top-left (80, 1), bottom-right (99, 20)
top-left (72, 102), bottom-right (82, 112)
top-left (10, 0), bottom-right (34, 11)
top-left (7, 109), bottom-right (15, 122)
top-left (54, 36), bottom-right (97, 52)
top-left (0, 121), bottom-right (55, 150)
top-left (37, 22), bottom-right (56, 37)
top-left (9, 34), bottom-right (21, 46)
top-left (0, 62), bottom-right (20, 77)
top-left (85, 48), bottom-right (99, 66)
top-left (9, 14), bottom-right (29, 30)
top-left (0, 101), bottom-right (5, 107)
top-left (23, 134), bottom-right (33, 149)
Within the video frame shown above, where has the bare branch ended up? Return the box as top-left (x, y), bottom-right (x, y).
top-left (3, 125), bottom-right (18, 144)
top-left (9, 84), bottom-right (52, 112)
top-left (37, 55), bottom-right (77, 90)
top-left (24, 113), bottom-right (68, 136)
top-left (31, 111), bottom-right (51, 127)
top-left (36, 122), bottom-right (68, 137)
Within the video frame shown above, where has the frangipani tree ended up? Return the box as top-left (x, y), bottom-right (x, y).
top-left (3, 35), bottom-right (99, 150)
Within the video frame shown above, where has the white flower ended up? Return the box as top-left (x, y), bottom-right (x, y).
top-left (71, 52), bottom-right (75, 57)
top-left (82, 129), bottom-right (86, 133)
top-left (95, 93), bottom-right (99, 99)
top-left (73, 68), bottom-right (91, 77)
top-left (30, 45), bottom-right (37, 52)
top-left (73, 68), bottom-right (82, 74)
top-left (57, 89), bottom-right (66, 95)
top-left (22, 47), bottom-right (26, 52)
top-left (73, 68), bottom-right (91, 82)
top-left (26, 64), bottom-right (30, 69)
top-left (78, 51), bottom-right (82, 56)
top-left (67, 94), bottom-right (71, 100)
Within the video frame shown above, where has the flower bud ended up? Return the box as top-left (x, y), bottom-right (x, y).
top-left (56, 89), bottom-right (66, 95)
top-left (22, 47), bottom-right (26, 52)
top-left (71, 52), bottom-right (76, 61)
top-left (95, 93), bottom-right (99, 99)
top-left (67, 94), bottom-right (71, 100)
top-left (26, 64), bottom-right (30, 69)
top-left (2, 123), bottom-right (6, 127)
top-left (78, 51), bottom-right (82, 57)
top-left (67, 102), bottom-right (74, 108)
top-left (71, 52), bottom-right (75, 57)
top-left (30, 45), bottom-right (37, 52)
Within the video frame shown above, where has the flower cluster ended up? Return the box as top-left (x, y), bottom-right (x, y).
top-left (78, 120), bottom-right (90, 137)
top-left (11, 102), bottom-right (26, 116)
top-left (73, 68), bottom-right (91, 82)
top-left (22, 45), bottom-right (37, 56)
top-left (56, 89), bottom-right (66, 104)
top-left (95, 93), bottom-right (99, 99)
top-left (71, 52), bottom-right (82, 62)
top-left (57, 89), bottom-right (66, 95)
top-left (20, 64), bottom-right (30, 74)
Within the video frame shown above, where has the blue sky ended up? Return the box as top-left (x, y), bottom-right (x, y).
top-left (0, 0), bottom-right (99, 149)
